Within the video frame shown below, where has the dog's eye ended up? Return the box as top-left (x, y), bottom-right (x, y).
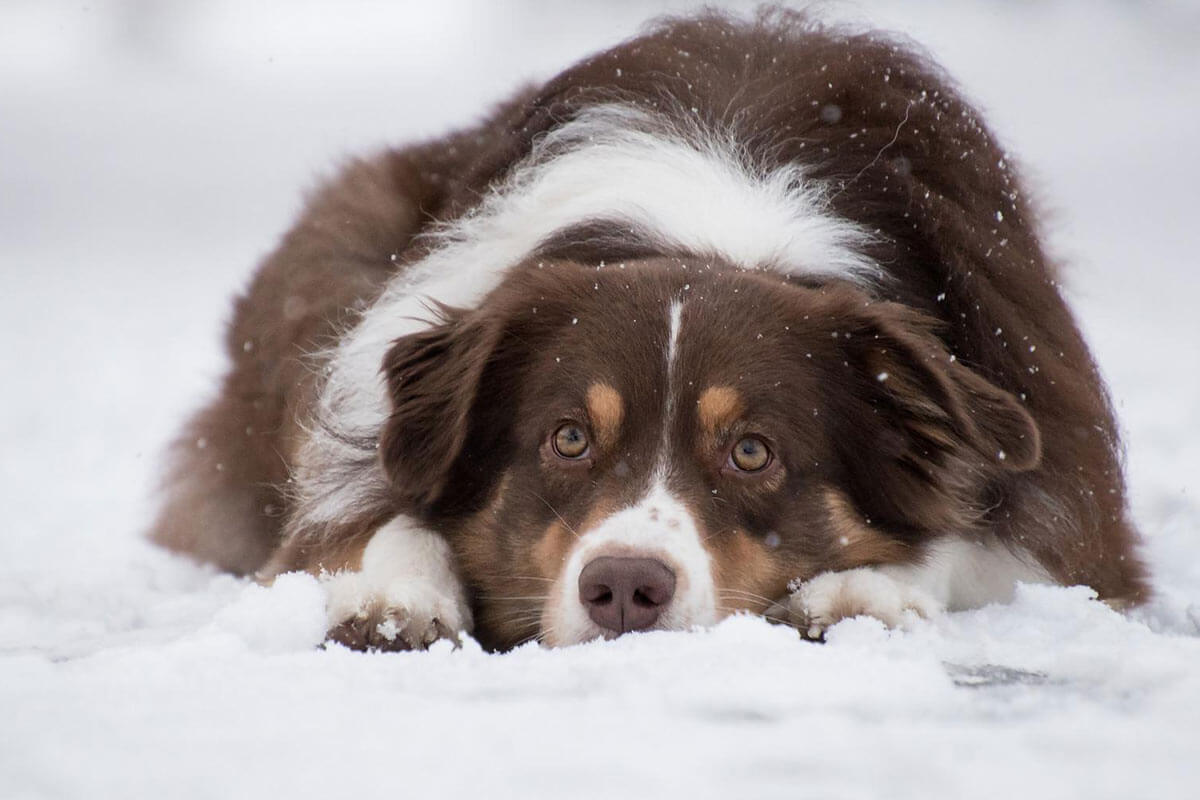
top-left (553, 424), bottom-right (590, 459)
top-left (730, 437), bottom-right (771, 472)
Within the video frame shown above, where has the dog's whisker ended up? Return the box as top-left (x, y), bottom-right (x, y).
top-left (715, 587), bottom-right (772, 599)
top-left (534, 623), bottom-right (566, 646)
top-left (475, 574), bottom-right (556, 583)
top-left (488, 612), bottom-right (546, 627)
top-left (504, 618), bottom-right (547, 647)
top-left (717, 589), bottom-right (777, 605)
top-left (527, 490), bottom-right (582, 540)
top-left (478, 595), bottom-right (551, 603)
top-left (488, 608), bottom-right (545, 622)
top-left (717, 603), bottom-right (765, 616)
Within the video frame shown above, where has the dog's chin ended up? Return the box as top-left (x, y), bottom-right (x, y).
top-left (537, 619), bottom-right (661, 648)
top-left (537, 623), bottom-right (607, 649)
top-left (537, 596), bottom-right (726, 648)
top-left (538, 597), bottom-right (608, 648)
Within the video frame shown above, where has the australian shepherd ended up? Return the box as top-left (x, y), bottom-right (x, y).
top-left (151, 10), bottom-right (1147, 650)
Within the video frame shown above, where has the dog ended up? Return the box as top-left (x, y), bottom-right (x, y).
top-left (150, 9), bottom-right (1148, 650)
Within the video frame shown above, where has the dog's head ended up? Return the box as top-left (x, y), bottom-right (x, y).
top-left (379, 259), bottom-right (1040, 649)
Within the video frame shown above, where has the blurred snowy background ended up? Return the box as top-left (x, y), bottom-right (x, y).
top-left (1, 1), bottom-right (1197, 798)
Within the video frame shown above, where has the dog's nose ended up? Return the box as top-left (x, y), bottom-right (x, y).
top-left (578, 556), bottom-right (676, 634)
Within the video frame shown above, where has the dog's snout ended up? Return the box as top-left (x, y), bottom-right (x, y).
top-left (578, 556), bottom-right (676, 634)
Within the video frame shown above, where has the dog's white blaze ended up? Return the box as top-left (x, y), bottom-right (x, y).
top-left (877, 536), bottom-right (1052, 610)
top-left (293, 103), bottom-right (878, 529)
top-left (666, 299), bottom-right (684, 369)
top-left (649, 298), bottom-right (687, 484)
top-left (542, 482), bottom-right (717, 646)
top-left (321, 515), bottom-right (472, 634)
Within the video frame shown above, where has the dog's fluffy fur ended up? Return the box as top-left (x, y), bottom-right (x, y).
top-left (151, 10), bottom-right (1148, 650)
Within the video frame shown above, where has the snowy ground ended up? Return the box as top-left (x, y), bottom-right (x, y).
top-left (2, 1), bottom-right (1198, 797)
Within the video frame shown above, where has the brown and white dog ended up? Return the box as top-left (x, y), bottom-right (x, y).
top-left (151, 10), bottom-right (1148, 650)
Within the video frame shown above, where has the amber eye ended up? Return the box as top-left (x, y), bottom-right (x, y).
top-left (553, 424), bottom-right (590, 459)
top-left (730, 437), bottom-right (771, 472)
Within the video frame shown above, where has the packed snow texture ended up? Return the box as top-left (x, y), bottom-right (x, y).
top-left (1, 1), bottom-right (1198, 798)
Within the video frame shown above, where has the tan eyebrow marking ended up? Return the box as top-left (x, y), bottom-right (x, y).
top-left (586, 382), bottom-right (624, 451)
top-left (697, 385), bottom-right (744, 434)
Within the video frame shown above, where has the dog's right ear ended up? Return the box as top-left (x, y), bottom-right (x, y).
top-left (378, 306), bottom-right (513, 513)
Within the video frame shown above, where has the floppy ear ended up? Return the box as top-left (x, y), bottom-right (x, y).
top-left (378, 306), bottom-right (514, 513)
top-left (834, 303), bottom-right (1040, 534)
top-left (939, 355), bottom-right (1041, 470)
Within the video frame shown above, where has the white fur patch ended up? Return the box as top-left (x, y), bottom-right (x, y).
top-left (322, 516), bottom-right (472, 640)
top-left (655, 297), bottom-right (686, 479)
top-left (541, 483), bottom-right (716, 646)
top-left (777, 537), bottom-right (1051, 636)
top-left (292, 103), bottom-right (879, 530)
top-left (666, 299), bottom-right (684, 369)
top-left (878, 536), bottom-right (1051, 611)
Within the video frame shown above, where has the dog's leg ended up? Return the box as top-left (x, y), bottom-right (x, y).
top-left (318, 516), bottom-right (474, 651)
top-left (767, 537), bottom-right (1050, 639)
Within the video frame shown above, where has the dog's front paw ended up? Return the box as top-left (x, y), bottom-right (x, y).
top-left (766, 568), bottom-right (940, 640)
top-left (323, 576), bottom-right (470, 652)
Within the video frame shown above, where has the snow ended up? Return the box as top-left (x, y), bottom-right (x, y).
top-left (1, 1), bottom-right (1198, 797)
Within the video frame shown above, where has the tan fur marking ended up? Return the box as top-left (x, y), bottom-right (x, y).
top-left (824, 487), bottom-right (911, 567)
top-left (698, 386), bottom-right (744, 432)
top-left (531, 501), bottom-right (618, 580)
top-left (706, 529), bottom-right (789, 615)
top-left (453, 471), bottom-right (512, 582)
top-left (533, 522), bottom-right (575, 579)
top-left (586, 382), bottom-right (624, 451)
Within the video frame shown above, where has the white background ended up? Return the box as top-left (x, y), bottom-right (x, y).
top-left (1, 2), bottom-right (1197, 797)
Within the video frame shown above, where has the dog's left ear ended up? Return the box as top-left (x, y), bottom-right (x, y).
top-left (829, 301), bottom-right (1041, 533)
top-left (378, 305), bottom-right (516, 513)
top-left (843, 302), bottom-right (1041, 471)
top-left (938, 350), bottom-right (1042, 472)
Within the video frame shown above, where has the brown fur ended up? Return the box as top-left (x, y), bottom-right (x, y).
top-left (150, 9), bottom-right (1149, 651)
